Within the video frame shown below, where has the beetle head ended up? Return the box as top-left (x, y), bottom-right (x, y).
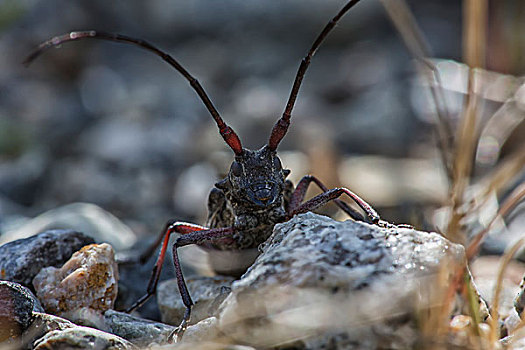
top-left (216, 145), bottom-right (287, 209)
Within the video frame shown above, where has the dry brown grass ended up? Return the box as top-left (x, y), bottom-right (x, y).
top-left (383, 0), bottom-right (525, 348)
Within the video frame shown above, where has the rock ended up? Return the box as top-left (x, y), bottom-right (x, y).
top-left (0, 281), bottom-right (36, 342)
top-left (156, 342), bottom-right (255, 350)
top-left (0, 203), bottom-right (137, 251)
top-left (158, 275), bottom-right (234, 326)
top-left (502, 333), bottom-right (525, 350)
top-left (104, 309), bottom-right (176, 347)
top-left (33, 243), bottom-right (118, 329)
top-left (0, 229), bottom-right (95, 289)
top-left (215, 213), bottom-right (467, 349)
top-left (503, 308), bottom-right (521, 336)
top-left (515, 273), bottom-right (525, 316)
top-left (21, 312), bottom-right (76, 348)
top-left (471, 255), bottom-right (524, 320)
top-left (181, 316), bottom-right (220, 344)
top-left (32, 326), bottom-right (137, 350)
top-left (447, 315), bottom-right (492, 348)
top-left (501, 271), bottom-right (525, 337)
top-left (28, 290), bottom-right (45, 314)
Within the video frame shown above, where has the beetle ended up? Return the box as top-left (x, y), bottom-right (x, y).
top-left (25, 0), bottom-right (393, 339)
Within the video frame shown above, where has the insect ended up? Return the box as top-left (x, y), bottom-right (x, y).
top-left (25, 0), bottom-right (390, 340)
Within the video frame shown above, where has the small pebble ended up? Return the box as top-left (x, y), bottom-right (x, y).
top-left (0, 281), bottom-right (36, 342)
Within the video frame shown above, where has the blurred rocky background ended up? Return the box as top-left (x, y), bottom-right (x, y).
top-left (0, 0), bottom-right (524, 260)
top-left (1, 0), bottom-right (525, 348)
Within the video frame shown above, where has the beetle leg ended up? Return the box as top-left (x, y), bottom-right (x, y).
top-left (288, 175), bottom-right (367, 222)
top-left (288, 187), bottom-right (381, 224)
top-left (167, 226), bottom-right (235, 342)
top-left (125, 221), bottom-right (214, 312)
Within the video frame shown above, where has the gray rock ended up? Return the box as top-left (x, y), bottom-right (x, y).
top-left (214, 213), bottom-right (466, 349)
top-left (32, 326), bottom-right (137, 350)
top-left (515, 274), bottom-right (525, 316)
top-left (28, 289), bottom-right (45, 313)
top-left (158, 275), bottom-right (234, 326)
top-left (104, 309), bottom-right (176, 347)
top-left (1, 203), bottom-right (136, 251)
top-left (0, 281), bottom-right (36, 342)
top-left (0, 229), bottom-right (95, 289)
top-left (21, 312), bottom-right (76, 349)
top-left (503, 308), bottom-right (521, 336)
top-left (503, 271), bottom-right (525, 338)
top-left (182, 316), bottom-right (220, 344)
top-left (502, 333), bottom-right (525, 350)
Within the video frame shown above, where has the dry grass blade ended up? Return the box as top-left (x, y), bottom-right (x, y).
top-left (477, 97), bottom-right (525, 167)
top-left (380, 0), bottom-right (454, 182)
top-left (489, 238), bottom-right (525, 345)
top-left (476, 143), bottom-right (525, 205)
top-left (465, 273), bottom-right (482, 336)
top-left (447, 0), bottom-right (488, 243)
top-left (467, 181), bottom-right (525, 261)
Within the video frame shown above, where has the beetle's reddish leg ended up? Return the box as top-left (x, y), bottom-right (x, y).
top-left (125, 221), bottom-right (213, 313)
top-left (288, 187), bottom-right (380, 224)
top-left (168, 227), bottom-right (235, 342)
top-left (117, 221), bottom-right (175, 266)
top-left (288, 175), bottom-right (366, 222)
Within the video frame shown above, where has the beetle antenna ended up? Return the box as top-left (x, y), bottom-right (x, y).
top-left (268, 0), bottom-right (363, 151)
top-left (24, 31), bottom-right (243, 155)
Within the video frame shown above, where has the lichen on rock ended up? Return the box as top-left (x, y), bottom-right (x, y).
top-left (33, 243), bottom-right (119, 329)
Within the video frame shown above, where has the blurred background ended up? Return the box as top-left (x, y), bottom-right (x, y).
top-left (0, 0), bottom-right (524, 253)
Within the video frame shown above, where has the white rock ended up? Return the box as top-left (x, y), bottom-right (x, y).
top-left (217, 213), bottom-right (467, 349)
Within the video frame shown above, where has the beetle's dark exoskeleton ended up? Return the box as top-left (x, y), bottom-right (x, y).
top-left (25, 0), bottom-right (394, 341)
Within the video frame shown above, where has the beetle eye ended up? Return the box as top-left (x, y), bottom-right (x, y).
top-left (273, 157), bottom-right (282, 170)
top-left (231, 161), bottom-right (242, 177)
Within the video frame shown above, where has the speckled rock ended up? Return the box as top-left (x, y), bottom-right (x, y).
top-left (32, 326), bottom-right (137, 350)
top-left (158, 275), bottom-right (234, 326)
top-left (104, 310), bottom-right (176, 347)
top-left (0, 281), bottom-right (36, 342)
top-left (0, 229), bottom-right (95, 289)
top-left (182, 316), bottom-right (220, 344)
top-left (212, 212), bottom-right (466, 349)
top-left (33, 243), bottom-right (118, 329)
top-left (21, 312), bottom-right (76, 349)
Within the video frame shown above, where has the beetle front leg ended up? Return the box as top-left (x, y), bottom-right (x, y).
top-left (118, 220), bottom-right (179, 266)
top-left (167, 226), bottom-right (235, 342)
top-left (288, 175), bottom-right (367, 222)
top-left (125, 221), bottom-right (220, 313)
top-left (288, 187), bottom-right (382, 224)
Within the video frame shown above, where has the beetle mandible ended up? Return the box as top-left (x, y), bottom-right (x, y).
top-left (25, 0), bottom-right (393, 338)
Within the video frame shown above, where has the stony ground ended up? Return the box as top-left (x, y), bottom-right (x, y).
top-left (4, 213), bottom-right (524, 349)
